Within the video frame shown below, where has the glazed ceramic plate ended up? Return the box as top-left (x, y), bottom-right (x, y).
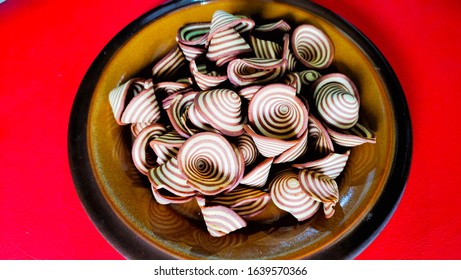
top-left (68, 0), bottom-right (411, 259)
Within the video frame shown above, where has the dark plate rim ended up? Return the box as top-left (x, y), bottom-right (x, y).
top-left (68, 0), bottom-right (412, 260)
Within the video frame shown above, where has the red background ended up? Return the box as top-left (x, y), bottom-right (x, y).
top-left (1, 0), bottom-right (460, 259)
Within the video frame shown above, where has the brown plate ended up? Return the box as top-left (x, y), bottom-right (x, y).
top-left (68, 0), bottom-right (412, 259)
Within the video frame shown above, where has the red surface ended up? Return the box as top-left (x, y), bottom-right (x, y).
top-left (1, 0), bottom-right (460, 260)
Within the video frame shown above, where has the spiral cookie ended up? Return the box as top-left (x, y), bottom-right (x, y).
top-left (194, 89), bottom-right (244, 136)
top-left (313, 73), bottom-right (360, 130)
top-left (248, 83), bottom-right (308, 140)
top-left (293, 151), bottom-right (350, 179)
top-left (200, 205), bottom-right (247, 237)
top-left (177, 132), bottom-right (243, 195)
top-left (149, 130), bottom-right (186, 165)
top-left (243, 124), bottom-right (300, 158)
top-left (240, 157), bottom-right (274, 188)
top-left (131, 123), bottom-right (167, 175)
top-left (177, 22), bottom-right (209, 47)
top-left (273, 128), bottom-right (309, 164)
top-left (227, 58), bottom-right (287, 87)
top-left (307, 114), bottom-right (334, 157)
top-left (108, 78), bottom-right (158, 125)
top-left (149, 157), bottom-right (196, 198)
top-left (269, 169), bottom-right (320, 221)
top-left (327, 122), bottom-right (377, 147)
top-left (207, 28), bottom-right (252, 66)
top-left (210, 186), bottom-right (270, 218)
top-left (189, 58), bottom-right (228, 90)
top-left (236, 133), bottom-right (259, 166)
top-left (152, 46), bottom-right (187, 81)
top-left (177, 22), bottom-right (209, 61)
top-left (298, 170), bottom-right (339, 204)
top-left (207, 10), bottom-right (254, 43)
top-left (291, 24), bottom-right (334, 69)
top-left (167, 91), bottom-right (197, 138)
